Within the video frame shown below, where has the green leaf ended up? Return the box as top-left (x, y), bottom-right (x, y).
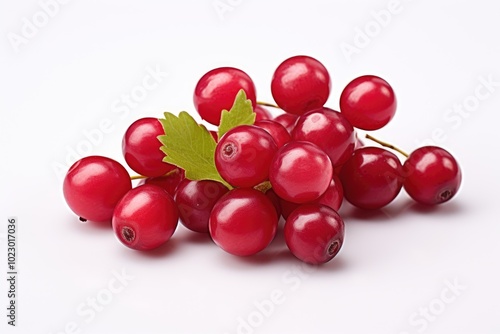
top-left (158, 111), bottom-right (231, 189)
top-left (218, 89), bottom-right (256, 139)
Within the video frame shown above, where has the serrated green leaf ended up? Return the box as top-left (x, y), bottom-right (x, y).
top-left (218, 89), bottom-right (256, 139)
top-left (158, 111), bottom-right (231, 189)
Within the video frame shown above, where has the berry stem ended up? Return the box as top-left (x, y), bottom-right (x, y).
top-left (130, 167), bottom-right (182, 181)
top-left (164, 168), bottom-right (181, 177)
top-left (254, 181), bottom-right (272, 193)
top-left (257, 101), bottom-right (280, 109)
top-left (365, 134), bottom-right (409, 158)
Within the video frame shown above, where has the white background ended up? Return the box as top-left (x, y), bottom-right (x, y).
top-left (1, 0), bottom-right (499, 333)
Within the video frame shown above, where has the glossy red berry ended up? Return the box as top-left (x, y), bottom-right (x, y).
top-left (254, 120), bottom-right (292, 148)
top-left (403, 146), bottom-right (462, 205)
top-left (122, 117), bottom-right (177, 177)
top-left (340, 75), bottom-right (397, 130)
top-left (318, 174), bottom-right (344, 212)
top-left (280, 174), bottom-right (344, 219)
top-left (215, 125), bottom-right (278, 188)
top-left (138, 168), bottom-right (185, 197)
top-left (209, 188), bottom-right (278, 256)
top-left (112, 184), bottom-right (178, 251)
top-left (292, 107), bottom-right (355, 167)
top-left (63, 156), bottom-right (131, 223)
top-left (284, 204), bottom-right (344, 264)
top-left (194, 67), bottom-right (257, 125)
top-left (339, 147), bottom-right (404, 210)
top-left (269, 141), bottom-right (333, 203)
top-left (254, 105), bottom-right (272, 121)
top-left (274, 113), bottom-right (299, 134)
top-left (174, 179), bottom-right (229, 233)
top-left (271, 55), bottom-right (331, 115)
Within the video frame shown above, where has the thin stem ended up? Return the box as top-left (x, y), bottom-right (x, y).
top-left (365, 134), bottom-right (409, 158)
top-left (130, 167), bottom-right (181, 181)
top-left (164, 168), bottom-right (181, 177)
top-left (257, 101), bottom-right (280, 109)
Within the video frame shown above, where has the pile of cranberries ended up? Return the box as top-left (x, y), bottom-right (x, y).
top-left (63, 55), bottom-right (462, 265)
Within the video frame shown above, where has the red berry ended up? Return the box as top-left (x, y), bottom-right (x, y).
top-left (340, 75), bottom-right (397, 130)
top-left (138, 168), bottom-right (185, 197)
top-left (271, 55), bottom-right (331, 115)
top-left (284, 204), bottom-right (344, 264)
top-left (209, 188), bottom-right (278, 256)
top-left (215, 125), bottom-right (277, 188)
top-left (403, 146), bottom-right (462, 205)
top-left (339, 147), bottom-right (404, 210)
top-left (194, 67), bottom-right (257, 125)
top-left (254, 120), bottom-right (292, 148)
top-left (254, 105), bottom-right (272, 121)
top-left (274, 113), bottom-right (299, 134)
top-left (280, 174), bottom-right (344, 219)
top-left (269, 141), bottom-right (333, 203)
top-left (174, 179), bottom-right (229, 233)
top-left (112, 184), bottom-right (178, 251)
top-left (318, 174), bottom-right (344, 212)
top-left (63, 156), bottom-right (131, 223)
top-left (122, 117), bottom-right (176, 177)
top-left (292, 107), bottom-right (355, 167)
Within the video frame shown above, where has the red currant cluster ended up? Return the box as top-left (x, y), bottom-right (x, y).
top-left (63, 55), bottom-right (462, 265)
